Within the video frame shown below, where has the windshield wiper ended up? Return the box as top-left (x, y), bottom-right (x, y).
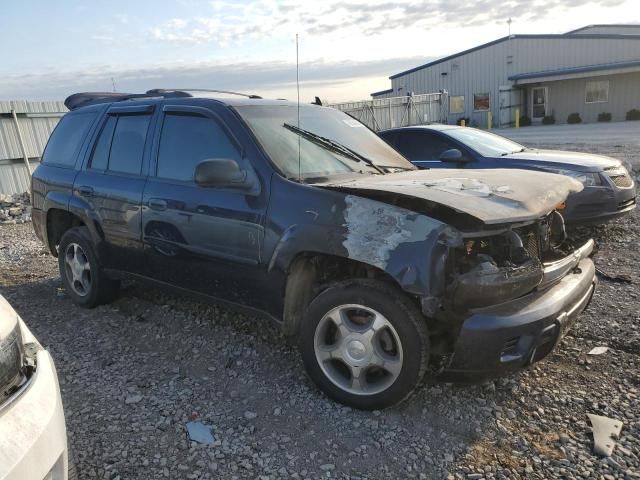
top-left (283, 123), bottom-right (385, 174)
top-left (500, 147), bottom-right (527, 157)
top-left (375, 165), bottom-right (414, 171)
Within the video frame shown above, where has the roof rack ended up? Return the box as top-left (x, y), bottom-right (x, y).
top-left (64, 88), bottom-right (262, 110)
top-left (147, 88), bottom-right (262, 99)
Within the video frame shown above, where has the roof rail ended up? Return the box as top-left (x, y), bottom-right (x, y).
top-left (65, 88), bottom-right (263, 110)
top-left (147, 88), bottom-right (262, 99)
top-left (64, 91), bottom-right (190, 110)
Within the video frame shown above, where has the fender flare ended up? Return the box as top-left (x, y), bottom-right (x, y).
top-left (42, 191), bottom-right (103, 254)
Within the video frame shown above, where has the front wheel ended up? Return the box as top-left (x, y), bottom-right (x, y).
top-left (299, 279), bottom-right (430, 410)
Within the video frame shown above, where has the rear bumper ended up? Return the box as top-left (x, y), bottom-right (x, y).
top-left (0, 346), bottom-right (68, 480)
top-left (443, 257), bottom-right (596, 377)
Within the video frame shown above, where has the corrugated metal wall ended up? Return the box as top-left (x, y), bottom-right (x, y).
top-left (383, 36), bottom-right (640, 127)
top-left (537, 71), bottom-right (640, 123)
top-left (0, 100), bottom-right (66, 195)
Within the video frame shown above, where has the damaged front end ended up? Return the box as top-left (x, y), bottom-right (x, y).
top-left (319, 168), bottom-right (596, 376)
top-left (447, 211), bottom-right (590, 311)
top-left (435, 211), bottom-right (596, 377)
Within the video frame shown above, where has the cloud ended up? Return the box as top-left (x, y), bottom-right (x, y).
top-left (146, 0), bottom-right (627, 46)
top-left (0, 56), bottom-right (429, 102)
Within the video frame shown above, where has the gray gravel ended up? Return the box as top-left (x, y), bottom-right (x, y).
top-left (0, 145), bottom-right (639, 479)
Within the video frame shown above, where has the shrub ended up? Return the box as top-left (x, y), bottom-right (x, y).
top-left (519, 115), bottom-right (531, 127)
top-left (567, 113), bottom-right (582, 124)
top-left (626, 109), bottom-right (640, 121)
top-left (542, 115), bottom-right (555, 125)
top-left (456, 117), bottom-right (470, 126)
top-left (597, 112), bottom-right (612, 122)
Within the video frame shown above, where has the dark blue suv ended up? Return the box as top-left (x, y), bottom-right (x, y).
top-left (31, 90), bottom-right (596, 409)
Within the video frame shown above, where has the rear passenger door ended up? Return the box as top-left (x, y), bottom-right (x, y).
top-left (395, 130), bottom-right (468, 169)
top-left (141, 104), bottom-right (267, 306)
top-left (73, 104), bottom-right (155, 273)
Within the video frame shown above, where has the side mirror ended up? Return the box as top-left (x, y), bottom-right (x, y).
top-left (439, 149), bottom-right (468, 163)
top-left (194, 159), bottom-right (249, 189)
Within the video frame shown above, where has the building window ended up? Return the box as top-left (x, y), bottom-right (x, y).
top-left (585, 80), bottom-right (609, 103)
top-left (450, 96), bottom-right (464, 113)
top-left (473, 93), bottom-right (490, 111)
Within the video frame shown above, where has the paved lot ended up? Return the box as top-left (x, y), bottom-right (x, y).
top-left (0, 143), bottom-right (638, 479)
top-left (499, 121), bottom-right (640, 147)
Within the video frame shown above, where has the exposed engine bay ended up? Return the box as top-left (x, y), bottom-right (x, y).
top-left (447, 210), bottom-right (590, 311)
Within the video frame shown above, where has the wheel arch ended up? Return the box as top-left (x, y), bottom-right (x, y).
top-left (44, 193), bottom-right (103, 256)
top-left (281, 251), bottom-right (415, 339)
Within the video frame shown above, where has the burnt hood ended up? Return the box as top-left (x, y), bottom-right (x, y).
top-left (319, 168), bottom-right (583, 225)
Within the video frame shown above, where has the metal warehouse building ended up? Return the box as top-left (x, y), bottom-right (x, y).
top-left (371, 24), bottom-right (640, 127)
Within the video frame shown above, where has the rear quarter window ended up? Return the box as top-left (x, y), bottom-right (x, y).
top-left (42, 111), bottom-right (97, 167)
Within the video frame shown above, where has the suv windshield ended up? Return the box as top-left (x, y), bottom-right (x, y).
top-left (445, 127), bottom-right (526, 157)
top-left (235, 105), bottom-right (414, 180)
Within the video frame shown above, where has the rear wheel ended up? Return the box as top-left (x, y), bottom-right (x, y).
top-left (299, 279), bottom-right (430, 410)
top-left (58, 226), bottom-right (119, 308)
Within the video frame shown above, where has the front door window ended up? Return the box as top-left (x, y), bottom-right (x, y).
top-left (531, 87), bottom-right (547, 119)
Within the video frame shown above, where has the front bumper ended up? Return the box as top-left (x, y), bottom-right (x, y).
top-left (0, 337), bottom-right (67, 480)
top-left (444, 256), bottom-right (596, 377)
top-left (563, 181), bottom-right (636, 225)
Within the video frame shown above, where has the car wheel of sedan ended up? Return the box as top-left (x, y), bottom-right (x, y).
top-left (58, 226), bottom-right (119, 308)
top-left (299, 279), bottom-right (429, 410)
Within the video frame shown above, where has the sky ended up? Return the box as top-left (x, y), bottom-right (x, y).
top-left (1, 0), bottom-right (638, 103)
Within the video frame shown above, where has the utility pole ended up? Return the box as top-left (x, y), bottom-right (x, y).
top-left (507, 17), bottom-right (513, 36)
top-left (111, 77), bottom-right (117, 92)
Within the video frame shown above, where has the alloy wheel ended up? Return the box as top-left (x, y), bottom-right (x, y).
top-left (314, 304), bottom-right (404, 396)
top-left (64, 242), bottom-right (92, 297)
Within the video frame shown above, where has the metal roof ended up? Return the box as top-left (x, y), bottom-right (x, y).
top-left (371, 88), bottom-right (393, 97)
top-left (387, 33), bottom-right (640, 80)
top-left (565, 24), bottom-right (640, 34)
top-left (508, 59), bottom-right (640, 81)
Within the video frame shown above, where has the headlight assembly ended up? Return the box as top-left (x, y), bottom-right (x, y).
top-left (544, 168), bottom-right (601, 186)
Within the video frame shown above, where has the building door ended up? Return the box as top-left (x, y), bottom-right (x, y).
top-left (531, 87), bottom-right (548, 121)
top-left (499, 86), bottom-right (521, 127)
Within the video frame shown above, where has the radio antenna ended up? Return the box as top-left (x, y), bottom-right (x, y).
top-left (296, 33), bottom-right (301, 183)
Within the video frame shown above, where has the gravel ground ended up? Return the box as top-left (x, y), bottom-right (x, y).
top-left (1, 145), bottom-right (639, 479)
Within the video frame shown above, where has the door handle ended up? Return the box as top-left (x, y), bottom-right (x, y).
top-left (77, 185), bottom-right (94, 196)
top-left (148, 198), bottom-right (167, 211)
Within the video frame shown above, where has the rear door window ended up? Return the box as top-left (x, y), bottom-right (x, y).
top-left (378, 131), bottom-right (397, 147)
top-left (397, 130), bottom-right (457, 161)
top-left (108, 115), bottom-right (151, 175)
top-left (42, 112), bottom-right (97, 167)
top-left (89, 116), bottom-right (116, 170)
top-left (156, 113), bottom-right (241, 182)
top-left (89, 114), bottom-right (151, 175)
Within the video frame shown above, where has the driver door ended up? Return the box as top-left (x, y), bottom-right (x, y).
top-left (141, 104), bottom-right (267, 306)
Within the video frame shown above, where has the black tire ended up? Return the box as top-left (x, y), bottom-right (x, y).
top-left (67, 457), bottom-right (78, 480)
top-left (57, 226), bottom-right (119, 308)
top-left (299, 279), bottom-right (430, 410)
